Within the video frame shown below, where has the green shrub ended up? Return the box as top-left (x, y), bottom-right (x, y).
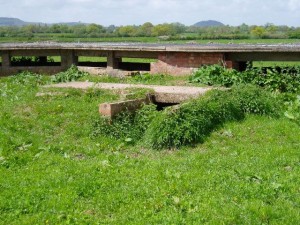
top-left (189, 65), bottom-right (240, 87)
top-left (51, 65), bottom-right (89, 83)
top-left (246, 66), bottom-right (300, 93)
top-left (190, 65), bottom-right (300, 93)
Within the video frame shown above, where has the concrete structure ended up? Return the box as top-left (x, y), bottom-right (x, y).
top-left (46, 81), bottom-right (216, 117)
top-left (1, 42), bottom-right (300, 76)
top-left (47, 81), bottom-right (215, 103)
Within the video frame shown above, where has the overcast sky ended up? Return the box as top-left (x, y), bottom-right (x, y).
top-left (0, 0), bottom-right (299, 26)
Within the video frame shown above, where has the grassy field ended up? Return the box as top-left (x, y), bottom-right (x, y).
top-left (1, 35), bottom-right (300, 44)
top-left (0, 71), bottom-right (299, 224)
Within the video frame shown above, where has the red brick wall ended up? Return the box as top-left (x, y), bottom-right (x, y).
top-left (151, 52), bottom-right (225, 75)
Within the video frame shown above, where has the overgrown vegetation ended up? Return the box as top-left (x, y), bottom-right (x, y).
top-left (51, 65), bottom-right (89, 83)
top-left (93, 85), bottom-right (283, 149)
top-left (92, 104), bottom-right (158, 144)
top-left (1, 69), bottom-right (300, 224)
top-left (189, 64), bottom-right (300, 93)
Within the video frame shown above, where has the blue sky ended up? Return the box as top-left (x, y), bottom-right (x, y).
top-left (0, 0), bottom-right (299, 26)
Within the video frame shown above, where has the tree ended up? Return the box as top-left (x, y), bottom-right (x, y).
top-left (152, 24), bottom-right (174, 36)
top-left (137, 22), bottom-right (153, 36)
top-left (117, 25), bottom-right (137, 37)
top-left (251, 26), bottom-right (266, 38)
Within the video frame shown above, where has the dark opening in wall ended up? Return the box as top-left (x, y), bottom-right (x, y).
top-left (154, 102), bottom-right (179, 111)
top-left (77, 57), bottom-right (157, 71)
top-left (77, 56), bottom-right (107, 67)
top-left (118, 58), bottom-right (157, 71)
top-left (119, 62), bottom-right (151, 71)
top-left (10, 56), bottom-right (61, 67)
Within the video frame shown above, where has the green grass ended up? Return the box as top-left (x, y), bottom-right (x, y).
top-left (78, 73), bottom-right (191, 86)
top-left (0, 73), bottom-right (300, 224)
top-left (253, 61), bottom-right (300, 67)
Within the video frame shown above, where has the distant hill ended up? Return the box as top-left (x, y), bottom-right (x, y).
top-left (0, 17), bottom-right (86, 27)
top-left (0, 17), bottom-right (27, 26)
top-left (193, 20), bottom-right (225, 27)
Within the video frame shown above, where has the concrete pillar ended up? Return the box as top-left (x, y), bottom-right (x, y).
top-left (1, 51), bottom-right (11, 68)
top-left (107, 51), bottom-right (121, 69)
top-left (61, 50), bottom-right (78, 69)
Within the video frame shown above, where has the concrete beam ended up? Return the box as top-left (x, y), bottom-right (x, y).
top-left (114, 51), bottom-right (158, 59)
top-left (10, 49), bottom-right (61, 56)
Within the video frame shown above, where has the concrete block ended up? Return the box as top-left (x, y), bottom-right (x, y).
top-left (99, 97), bottom-right (151, 118)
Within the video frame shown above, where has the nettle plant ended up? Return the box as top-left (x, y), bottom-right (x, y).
top-left (51, 65), bottom-right (89, 83)
top-left (189, 64), bottom-right (300, 93)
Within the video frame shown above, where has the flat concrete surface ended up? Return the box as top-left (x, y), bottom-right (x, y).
top-left (45, 82), bottom-right (215, 103)
top-left (1, 42), bottom-right (300, 52)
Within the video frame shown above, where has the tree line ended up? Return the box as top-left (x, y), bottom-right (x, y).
top-left (0, 22), bottom-right (300, 39)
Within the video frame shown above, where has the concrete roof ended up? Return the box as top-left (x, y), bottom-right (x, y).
top-left (1, 42), bottom-right (300, 53)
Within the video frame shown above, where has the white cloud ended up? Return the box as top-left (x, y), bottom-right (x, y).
top-left (288, 0), bottom-right (300, 10)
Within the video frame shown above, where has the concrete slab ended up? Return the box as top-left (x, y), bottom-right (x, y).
top-left (45, 82), bottom-right (214, 104)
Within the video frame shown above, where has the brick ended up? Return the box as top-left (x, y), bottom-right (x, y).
top-left (151, 52), bottom-right (226, 75)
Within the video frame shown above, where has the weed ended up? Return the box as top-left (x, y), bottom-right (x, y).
top-left (190, 64), bottom-right (300, 93)
top-left (189, 64), bottom-right (240, 87)
top-left (284, 95), bottom-right (300, 125)
top-left (51, 65), bottom-right (89, 83)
